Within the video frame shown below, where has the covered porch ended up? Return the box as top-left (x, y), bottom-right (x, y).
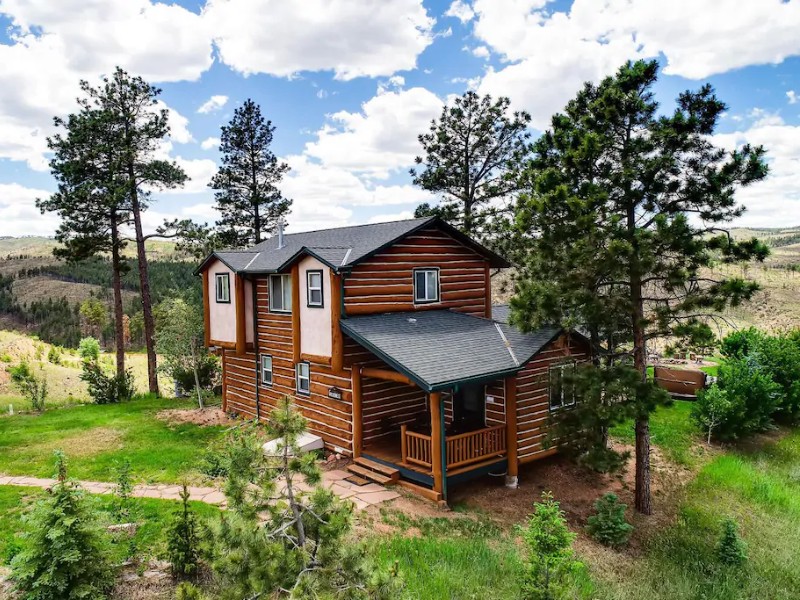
top-left (340, 310), bottom-right (549, 502)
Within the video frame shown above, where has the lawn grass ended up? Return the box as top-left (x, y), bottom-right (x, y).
top-left (0, 395), bottom-right (227, 484)
top-left (589, 428), bottom-right (800, 599)
top-left (0, 484), bottom-right (220, 566)
top-left (610, 400), bottom-right (701, 465)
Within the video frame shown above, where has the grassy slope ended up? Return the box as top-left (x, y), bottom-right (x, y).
top-left (0, 395), bottom-right (226, 484)
top-left (0, 484), bottom-right (221, 565)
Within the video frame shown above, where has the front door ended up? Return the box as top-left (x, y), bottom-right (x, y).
top-left (453, 384), bottom-right (485, 432)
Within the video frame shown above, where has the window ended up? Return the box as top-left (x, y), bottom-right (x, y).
top-left (296, 362), bottom-right (310, 395)
top-left (215, 273), bottom-right (230, 303)
top-left (306, 270), bottom-right (324, 307)
top-left (260, 355), bottom-right (273, 386)
top-left (269, 274), bottom-right (292, 312)
top-left (549, 363), bottom-right (577, 411)
top-left (413, 268), bottom-right (440, 304)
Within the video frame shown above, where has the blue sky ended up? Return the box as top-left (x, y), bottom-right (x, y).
top-left (1, 0), bottom-right (799, 237)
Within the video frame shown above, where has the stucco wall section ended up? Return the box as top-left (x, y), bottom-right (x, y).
top-left (208, 259), bottom-right (236, 344)
top-left (299, 256), bottom-right (332, 357)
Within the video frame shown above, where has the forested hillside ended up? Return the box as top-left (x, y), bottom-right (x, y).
top-left (0, 237), bottom-right (200, 349)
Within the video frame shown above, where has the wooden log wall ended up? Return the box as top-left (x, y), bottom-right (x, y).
top-left (485, 380), bottom-right (506, 426)
top-left (515, 333), bottom-right (591, 463)
top-left (343, 227), bottom-right (490, 317)
top-left (361, 377), bottom-right (427, 444)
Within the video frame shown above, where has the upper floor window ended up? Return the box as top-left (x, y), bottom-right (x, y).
top-left (306, 270), bottom-right (324, 308)
top-left (215, 273), bottom-right (230, 303)
top-left (260, 354), bottom-right (273, 386)
top-left (269, 274), bottom-right (292, 312)
top-left (549, 363), bottom-right (577, 411)
top-left (413, 268), bottom-right (440, 304)
top-left (296, 362), bottom-right (310, 395)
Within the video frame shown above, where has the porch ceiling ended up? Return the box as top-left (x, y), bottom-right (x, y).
top-left (340, 309), bottom-right (561, 391)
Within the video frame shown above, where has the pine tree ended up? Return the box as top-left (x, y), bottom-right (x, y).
top-left (166, 484), bottom-right (201, 580)
top-left (79, 67), bottom-right (188, 395)
top-left (210, 99), bottom-right (291, 248)
top-left (411, 91), bottom-right (532, 244)
top-left (11, 452), bottom-right (114, 600)
top-left (513, 60), bottom-right (769, 514)
top-left (37, 101), bottom-right (130, 377)
top-left (717, 517), bottom-right (748, 565)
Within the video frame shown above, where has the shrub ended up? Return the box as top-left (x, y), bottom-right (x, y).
top-left (748, 334), bottom-right (800, 422)
top-left (166, 484), bottom-right (201, 580)
top-left (46, 345), bottom-right (62, 365)
top-left (175, 582), bottom-right (205, 600)
top-left (173, 355), bottom-right (219, 396)
top-left (11, 452), bottom-right (114, 599)
top-left (1, 352), bottom-right (12, 363)
top-left (693, 385), bottom-right (735, 444)
top-left (78, 337), bottom-right (101, 362)
top-left (720, 328), bottom-right (763, 359)
top-left (9, 361), bottom-right (47, 412)
top-left (519, 491), bottom-right (581, 600)
top-left (717, 518), bottom-right (747, 566)
top-left (81, 361), bottom-right (135, 404)
top-left (112, 459), bottom-right (134, 523)
top-left (586, 493), bottom-right (633, 548)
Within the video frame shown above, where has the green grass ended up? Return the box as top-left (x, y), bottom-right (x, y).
top-left (0, 395), bottom-right (227, 483)
top-left (0, 484), bottom-right (220, 566)
top-left (610, 401), bottom-right (701, 465)
top-left (590, 428), bottom-right (800, 599)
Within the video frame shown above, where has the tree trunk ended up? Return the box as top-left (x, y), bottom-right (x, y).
top-left (110, 216), bottom-right (125, 377)
top-left (129, 173), bottom-right (159, 396)
top-left (631, 261), bottom-right (652, 515)
top-left (191, 343), bottom-right (203, 409)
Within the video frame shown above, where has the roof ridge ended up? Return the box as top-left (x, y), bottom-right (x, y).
top-left (259, 215), bottom-right (435, 242)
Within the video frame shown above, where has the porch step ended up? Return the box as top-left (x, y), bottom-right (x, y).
top-left (347, 459), bottom-right (399, 486)
top-left (344, 475), bottom-right (371, 486)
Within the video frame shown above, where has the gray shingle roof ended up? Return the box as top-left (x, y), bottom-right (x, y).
top-left (340, 309), bottom-right (561, 391)
top-left (197, 216), bottom-right (509, 274)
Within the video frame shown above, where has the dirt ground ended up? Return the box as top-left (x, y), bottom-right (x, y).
top-left (155, 407), bottom-right (234, 427)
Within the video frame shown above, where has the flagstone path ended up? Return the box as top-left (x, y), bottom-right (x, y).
top-left (0, 469), bottom-right (400, 511)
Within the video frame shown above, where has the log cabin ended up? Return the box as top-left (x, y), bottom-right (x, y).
top-left (196, 216), bottom-right (590, 502)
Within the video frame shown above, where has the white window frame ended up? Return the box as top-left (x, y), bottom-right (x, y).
top-left (296, 362), bottom-right (310, 395)
top-left (269, 274), bottom-right (292, 313)
top-left (306, 270), bottom-right (324, 308)
top-left (413, 267), bottom-right (440, 304)
top-left (549, 362), bottom-right (577, 411)
top-left (260, 354), bottom-right (273, 386)
top-left (214, 272), bottom-right (230, 303)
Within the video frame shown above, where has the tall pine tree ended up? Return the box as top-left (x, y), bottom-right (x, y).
top-left (38, 102), bottom-right (129, 377)
top-left (513, 60), bottom-right (768, 514)
top-left (411, 91), bottom-right (532, 245)
top-left (210, 99), bottom-right (291, 248)
top-left (81, 67), bottom-right (187, 395)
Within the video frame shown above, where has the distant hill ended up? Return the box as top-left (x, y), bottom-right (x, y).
top-left (0, 235), bottom-right (180, 260)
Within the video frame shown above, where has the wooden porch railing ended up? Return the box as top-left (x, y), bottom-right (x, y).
top-left (401, 424), bottom-right (506, 471)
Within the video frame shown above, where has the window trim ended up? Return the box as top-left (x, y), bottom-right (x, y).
top-left (269, 274), bottom-right (292, 313)
top-left (295, 362), bottom-right (311, 396)
top-left (548, 362), bottom-right (577, 412)
top-left (306, 269), bottom-right (324, 308)
top-left (413, 267), bottom-right (440, 305)
top-left (214, 272), bottom-right (231, 304)
top-left (260, 354), bottom-right (273, 386)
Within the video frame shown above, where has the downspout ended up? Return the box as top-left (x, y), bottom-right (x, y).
top-left (251, 276), bottom-right (261, 421)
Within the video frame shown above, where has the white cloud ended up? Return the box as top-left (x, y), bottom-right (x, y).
top-left (788, 90), bottom-right (799, 105)
top-left (712, 117), bottom-right (800, 227)
top-left (367, 210), bottom-right (415, 224)
top-left (302, 86), bottom-right (443, 180)
top-left (0, 182), bottom-right (60, 237)
top-left (472, 0), bottom-right (800, 128)
top-left (168, 156), bottom-right (218, 194)
top-left (205, 0), bottom-right (435, 80)
top-left (471, 45), bottom-right (490, 59)
top-left (197, 95), bottom-right (229, 114)
top-left (200, 137), bottom-right (220, 150)
top-left (445, 0), bottom-right (475, 23)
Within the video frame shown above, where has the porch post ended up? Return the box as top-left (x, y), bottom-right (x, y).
top-left (351, 364), bottom-right (363, 458)
top-left (505, 376), bottom-right (519, 489)
top-left (429, 391), bottom-right (445, 499)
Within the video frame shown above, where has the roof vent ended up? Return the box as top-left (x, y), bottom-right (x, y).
top-left (407, 318), bottom-right (417, 324)
top-left (276, 219), bottom-right (285, 250)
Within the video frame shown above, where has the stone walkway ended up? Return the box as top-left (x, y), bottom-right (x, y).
top-left (0, 469), bottom-right (400, 511)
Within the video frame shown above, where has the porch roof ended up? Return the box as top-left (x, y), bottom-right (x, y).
top-left (340, 309), bottom-right (561, 392)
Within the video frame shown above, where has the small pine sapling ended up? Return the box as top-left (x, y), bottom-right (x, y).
top-left (717, 517), bottom-right (748, 566)
top-left (586, 493), bottom-right (634, 548)
top-left (175, 581), bottom-right (205, 600)
top-left (9, 362), bottom-right (47, 412)
top-left (166, 484), bottom-right (201, 580)
top-left (11, 451), bottom-right (114, 599)
top-left (519, 491), bottom-right (581, 600)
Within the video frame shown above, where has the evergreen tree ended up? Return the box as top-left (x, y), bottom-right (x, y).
top-left (411, 91), bottom-right (532, 243)
top-left (37, 100), bottom-right (130, 377)
top-left (210, 99), bottom-right (292, 248)
top-left (513, 60), bottom-right (769, 514)
top-left (79, 67), bottom-right (188, 395)
top-left (11, 452), bottom-right (114, 600)
top-left (166, 484), bottom-right (201, 580)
